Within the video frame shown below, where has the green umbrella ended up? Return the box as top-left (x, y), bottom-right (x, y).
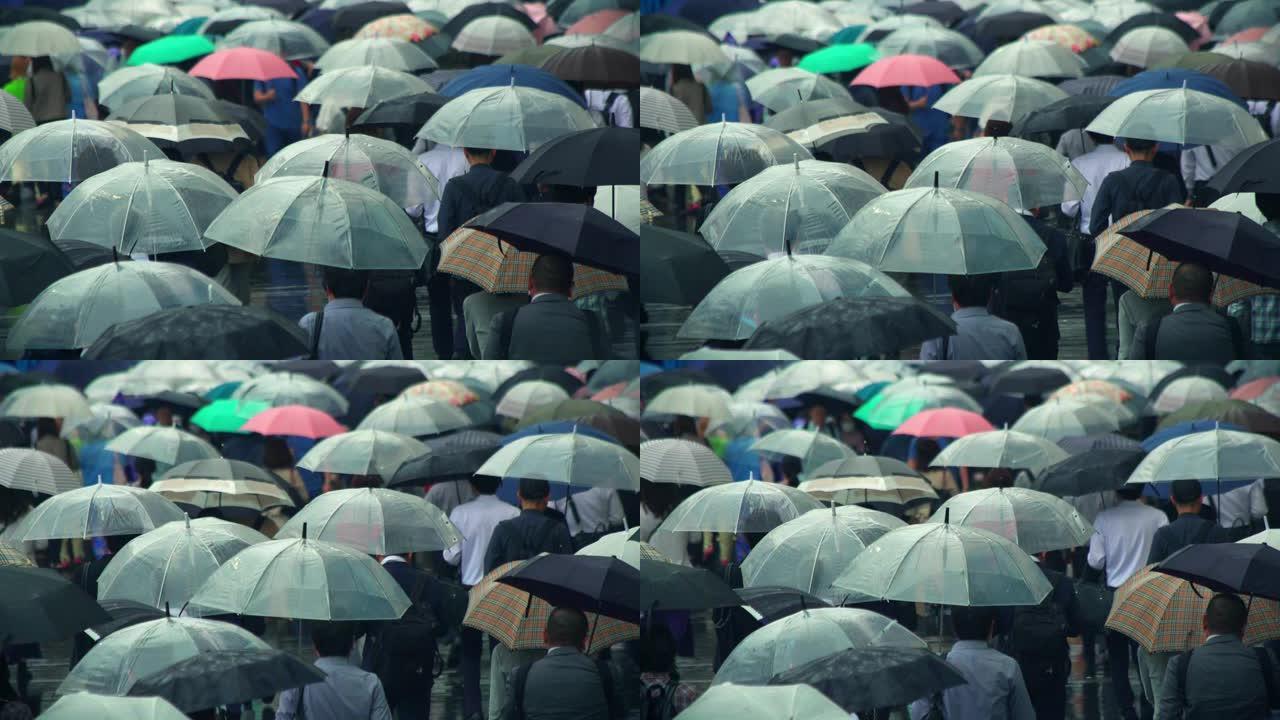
top-left (190, 399), bottom-right (269, 434)
top-left (797, 43), bottom-right (880, 74)
top-left (658, 479), bottom-right (825, 533)
top-left (876, 26), bottom-right (985, 69)
top-left (930, 429), bottom-right (1071, 474)
top-left (356, 394), bottom-right (473, 436)
top-left (2, 481), bottom-right (185, 541)
top-left (750, 428), bottom-right (857, 468)
top-left (854, 385), bottom-right (981, 430)
top-left (276, 486), bottom-right (462, 554)
top-left (934, 73), bottom-right (1069, 124)
top-left (1085, 86), bottom-right (1267, 147)
top-left (641, 121), bottom-right (813, 186)
top-left (929, 487), bottom-right (1093, 554)
top-left (418, 83), bottom-right (596, 153)
top-left (746, 68), bottom-right (856, 112)
top-left (475, 431), bottom-right (640, 490)
top-left (106, 426), bottom-right (221, 466)
top-left (126, 35), bottom-right (216, 66)
top-left (1010, 398), bottom-right (1120, 442)
top-left (41, 694), bottom-right (188, 720)
top-left (681, 684), bottom-right (850, 720)
top-left (904, 136), bottom-right (1086, 212)
top-left (296, 429), bottom-right (427, 480)
top-left (1127, 427), bottom-right (1280, 484)
top-left (974, 39), bottom-right (1086, 78)
top-left (233, 372), bottom-right (349, 416)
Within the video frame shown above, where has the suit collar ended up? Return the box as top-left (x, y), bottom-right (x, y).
top-left (531, 293), bottom-right (571, 304)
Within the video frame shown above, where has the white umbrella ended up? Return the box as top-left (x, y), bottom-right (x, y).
top-left (105, 426), bottom-right (221, 466)
top-left (476, 431), bottom-right (640, 490)
top-left (4, 481), bottom-right (186, 541)
top-left (275, 486), bottom-right (462, 554)
top-left (296, 430), bottom-right (428, 479)
top-left (639, 438), bottom-right (733, 486)
top-left (0, 448), bottom-right (78, 496)
top-left (931, 428), bottom-right (1071, 474)
top-left (1127, 427), bottom-right (1280, 484)
top-left (0, 384), bottom-right (92, 421)
top-left (929, 486), bottom-right (1094, 553)
top-left (644, 384), bottom-right (733, 419)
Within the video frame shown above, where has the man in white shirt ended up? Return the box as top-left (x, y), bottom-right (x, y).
top-left (585, 89), bottom-right (633, 128)
top-left (1181, 144), bottom-right (1240, 206)
top-left (1088, 485), bottom-right (1169, 720)
top-left (1062, 132), bottom-right (1132, 234)
top-left (1206, 479), bottom-right (1268, 537)
top-left (444, 476), bottom-right (518, 720)
top-left (552, 487), bottom-right (625, 540)
top-left (417, 143), bottom-right (469, 236)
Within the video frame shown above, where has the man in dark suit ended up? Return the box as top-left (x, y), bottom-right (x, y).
top-left (482, 254), bottom-right (609, 361)
top-left (484, 478), bottom-right (573, 573)
top-left (1131, 263), bottom-right (1246, 362)
top-left (1148, 480), bottom-right (1230, 564)
top-left (504, 607), bottom-right (622, 720)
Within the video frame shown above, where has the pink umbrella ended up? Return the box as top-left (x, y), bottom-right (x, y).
top-left (566, 8), bottom-right (631, 35)
top-left (850, 54), bottom-right (961, 88)
top-left (523, 3), bottom-right (560, 41)
top-left (1226, 26), bottom-right (1270, 44)
top-left (1176, 11), bottom-right (1212, 49)
top-left (891, 408), bottom-right (994, 438)
top-left (1231, 377), bottom-right (1280, 401)
top-left (190, 47), bottom-right (295, 82)
top-left (241, 405), bottom-right (347, 439)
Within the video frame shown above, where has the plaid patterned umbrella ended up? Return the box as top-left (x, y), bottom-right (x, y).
top-left (1023, 24), bottom-right (1099, 52)
top-left (1093, 206), bottom-right (1270, 307)
top-left (354, 13), bottom-right (436, 41)
top-left (438, 228), bottom-right (628, 300)
top-left (402, 379), bottom-right (479, 406)
top-left (0, 542), bottom-right (32, 566)
top-left (1106, 565), bottom-right (1280, 653)
top-left (464, 559), bottom-right (638, 654)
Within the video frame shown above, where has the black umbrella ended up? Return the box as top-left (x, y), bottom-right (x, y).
top-left (743, 296), bottom-right (956, 359)
top-left (901, 0), bottom-right (967, 25)
top-left (131, 391), bottom-right (207, 413)
top-left (770, 646), bottom-right (967, 712)
top-left (1183, 58), bottom-right (1280, 102)
top-left (0, 566), bottom-right (111, 644)
top-left (352, 92), bottom-right (449, 129)
top-left (1208, 138), bottom-right (1280, 194)
top-left (988, 367), bottom-right (1073, 396)
top-left (1035, 448), bottom-right (1145, 497)
top-left (498, 554), bottom-right (643, 621)
top-left (677, 0), bottom-right (760, 27)
top-left (643, 559), bottom-right (742, 611)
top-left (1013, 94), bottom-right (1117, 136)
top-left (1107, 12), bottom-right (1200, 44)
top-left (763, 97), bottom-right (870, 133)
top-left (1058, 74), bottom-right (1126, 96)
top-left (1156, 543), bottom-right (1280, 600)
top-left (111, 24), bottom-right (165, 43)
top-left (540, 45), bottom-right (640, 89)
top-left (509, 127), bottom-right (639, 187)
top-left (241, 0), bottom-right (310, 15)
top-left (333, 1), bottom-right (411, 37)
top-left (767, 33), bottom-right (826, 54)
top-left (494, 366), bottom-right (585, 399)
top-left (82, 304), bottom-right (309, 360)
top-left (736, 587), bottom-right (832, 624)
top-left (441, 2), bottom-right (537, 36)
top-left (466, 202), bottom-right (639, 276)
top-left (0, 7), bottom-right (80, 29)
top-left (107, 94), bottom-right (248, 154)
top-left (128, 648), bottom-right (326, 712)
top-left (389, 430), bottom-right (503, 486)
top-left (640, 13), bottom-right (713, 36)
top-left (816, 110), bottom-right (922, 162)
top-left (640, 226), bottom-right (730, 306)
top-left (1120, 207), bottom-right (1280, 288)
top-left (335, 364), bottom-right (428, 402)
top-left (0, 229), bottom-right (75, 306)
top-left (211, 99), bottom-right (269, 144)
top-left (974, 12), bottom-right (1055, 46)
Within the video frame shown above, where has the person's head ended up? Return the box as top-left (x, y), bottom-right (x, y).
top-left (544, 606), bottom-right (589, 650)
top-left (1116, 484), bottom-right (1143, 501)
top-left (34, 417), bottom-right (58, 439)
top-left (262, 435), bottom-right (295, 469)
top-left (982, 120), bottom-right (1012, 138)
top-left (639, 624), bottom-right (677, 674)
top-left (529, 253), bottom-right (574, 298)
top-left (910, 438), bottom-right (941, 471)
top-left (1169, 262), bottom-right (1213, 306)
top-left (470, 474), bottom-right (501, 495)
top-left (310, 621), bottom-right (355, 658)
top-left (949, 273), bottom-right (992, 309)
top-left (1204, 592), bottom-right (1248, 637)
top-left (8, 56), bottom-right (29, 81)
top-left (31, 56), bottom-right (52, 73)
top-left (541, 184), bottom-right (597, 205)
top-left (1256, 193), bottom-right (1280, 223)
top-left (807, 404), bottom-right (828, 427)
top-left (1171, 479), bottom-right (1203, 513)
top-left (517, 477), bottom-right (550, 508)
top-left (152, 404), bottom-right (174, 427)
top-left (980, 467), bottom-right (1015, 489)
top-left (322, 266), bottom-right (369, 301)
top-left (1086, 131), bottom-right (1113, 146)
top-left (952, 606), bottom-right (997, 642)
top-left (779, 456), bottom-right (803, 485)
top-left (463, 146), bottom-right (497, 166)
top-left (1122, 136), bottom-right (1157, 161)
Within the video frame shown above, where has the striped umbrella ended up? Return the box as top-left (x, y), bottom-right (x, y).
top-left (639, 86), bottom-right (698, 134)
top-left (0, 448), bottom-right (79, 496)
top-left (1107, 565), bottom-right (1280, 652)
top-left (0, 542), bottom-right (31, 566)
top-left (639, 438), bottom-right (733, 486)
top-left (0, 91), bottom-right (34, 140)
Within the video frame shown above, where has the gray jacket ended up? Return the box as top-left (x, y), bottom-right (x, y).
top-left (482, 293), bottom-right (608, 362)
top-left (1130, 303), bottom-right (1243, 362)
top-left (503, 647), bottom-right (615, 720)
top-left (1159, 634), bottom-right (1276, 720)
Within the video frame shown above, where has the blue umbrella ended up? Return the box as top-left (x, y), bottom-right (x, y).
top-left (438, 64), bottom-right (586, 107)
top-left (1110, 69), bottom-right (1246, 107)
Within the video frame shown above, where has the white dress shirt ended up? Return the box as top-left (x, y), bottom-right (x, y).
top-left (1062, 143), bottom-right (1131, 233)
top-left (418, 144), bottom-right (469, 234)
top-left (1088, 499), bottom-right (1169, 588)
top-left (1181, 144), bottom-right (1241, 188)
top-left (1206, 480), bottom-right (1268, 530)
top-left (585, 89), bottom-right (634, 128)
top-left (443, 493), bottom-right (519, 586)
top-left (552, 487), bottom-right (625, 536)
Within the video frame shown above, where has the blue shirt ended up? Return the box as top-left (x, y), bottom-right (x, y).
top-left (920, 307), bottom-right (1028, 361)
top-left (905, 85), bottom-right (950, 154)
top-left (910, 640), bottom-right (1036, 720)
top-left (254, 66), bottom-right (306, 129)
top-left (277, 656), bottom-right (392, 720)
top-left (298, 298), bottom-right (403, 360)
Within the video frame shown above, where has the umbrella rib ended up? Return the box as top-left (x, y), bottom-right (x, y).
top-left (154, 166), bottom-right (206, 250)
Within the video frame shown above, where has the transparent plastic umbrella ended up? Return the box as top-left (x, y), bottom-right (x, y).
top-left (826, 185), bottom-right (1047, 274)
top-left (47, 160), bottom-right (238, 255)
top-left (475, 431), bottom-right (640, 490)
top-left (451, 16), bottom-right (536, 56)
top-left (639, 438), bottom-right (733, 486)
top-left (857, 14), bottom-right (942, 41)
top-left (0, 118), bottom-right (162, 182)
top-left (356, 394), bottom-right (473, 436)
top-left (638, 30), bottom-right (731, 66)
top-left (58, 616), bottom-right (271, 695)
top-left (974, 39), bottom-right (1087, 78)
top-left (701, 159), bottom-right (886, 257)
top-left (832, 522), bottom-right (1053, 605)
top-left (1085, 86), bottom-right (1267, 147)
top-left (221, 19), bottom-right (332, 61)
top-left (295, 65), bottom-right (431, 108)
top-left (1127, 427), bottom-right (1280, 484)
top-left (1151, 377), bottom-right (1228, 415)
top-left (296, 430), bottom-right (428, 480)
top-left (746, 68), bottom-right (858, 113)
top-left (0, 21), bottom-right (81, 57)
top-left (657, 479), bottom-right (826, 533)
top-left (931, 429), bottom-right (1071, 474)
top-left (929, 487), bottom-right (1094, 553)
top-left (644, 384), bottom-right (733, 419)
top-left (495, 380), bottom-right (571, 420)
top-left (576, 527), bottom-right (669, 569)
top-left (1011, 398), bottom-right (1122, 441)
top-left (762, 360), bottom-right (868, 398)
top-left (0, 448), bottom-right (79, 495)
top-left (677, 255), bottom-right (910, 341)
top-left (934, 73), bottom-right (1069, 124)
top-left (742, 506), bottom-right (905, 600)
top-left (680, 684), bottom-right (849, 720)
top-left (418, 84), bottom-right (596, 153)
top-left (1109, 26), bottom-right (1189, 69)
top-left (799, 475), bottom-right (940, 506)
top-left (276, 487), bottom-right (461, 554)
top-left (106, 426), bottom-right (221, 466)
top-left (202, 176), bottom-right (429, 270)
top-left (714, 607), bottom-right (925, 684)
top-left (315, 37), bottom-right (437, 72)
top-left (6, 262), bottom-right (240, 354)
top-left (3, 481), bottom-right (186, 541)
top-left (751, 428), bottom-right (857, 468)
top-left (98, 65), bottom-right (216, 109)
top-left (640, 121), bottom-right (813, 186)
top-left (877, 26), bottom-right (986, 68)
top-left (97, 516), bottom-right (269, 609)
top-left (638, 86), bottom-right (698, 134)
top-left (0, 384), bottom-right (91, 422)
top-left (61, 403), bottom-right (140, 442)
top-left (255, 133), bottom-right (440, 209)
top-left (233, 372), bottom-right (349, 416)
top-left (903, 136), bottom-right (1086, 212)
top-left (41, 694), bottom-right (188, 720)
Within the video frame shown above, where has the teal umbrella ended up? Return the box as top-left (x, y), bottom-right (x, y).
top-left (126, 35), bottom-right (216, 66)
top-left (190, 399), bottom-right (269, 434)
top-left (904, 136), bottom-right (1086, 212)
top-left (797, 43), bottom-right (880, 74)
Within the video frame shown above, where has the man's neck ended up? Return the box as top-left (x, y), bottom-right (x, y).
top-left (520, 502), bottom-right (547, 511)
top-left (1176, 507), bottom-right (1200, 517)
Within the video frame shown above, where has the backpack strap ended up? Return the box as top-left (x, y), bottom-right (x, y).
top-left (595, 656), bottom-right (619, 720)
top-left (498, 305), bottom-right (523, 360)
top-left (1144, 316), bottom-right (1163, 360)
top-left (308, 308), bottom-right (326, 360)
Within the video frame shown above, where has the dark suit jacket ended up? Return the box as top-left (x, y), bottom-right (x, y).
top-left (1147, 514), bottom-right (1231, 564)
top-left (1159, 634), bottom-right (1275, 720)
top-left (437, 164), bottom-right (524, 241)
top-left (504, 647), bottom-right (615, 720)
top-left (1130, 303), bottom-right (1242, 362)
top-left (483, 294), bottom-right (608, 362)
top-left (1088, 160), bottom-right (1185, 237)
top-left (484, 509), bottom-right (573, 574)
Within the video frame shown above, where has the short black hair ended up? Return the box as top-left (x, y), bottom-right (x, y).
top-left (1171, 262), bottom-right (1213, 304)
top-left (470, 474), bottom-right (501, 495)
top-left (1205, 593), bottom-right (1248, 636)
top-left (323, 267), bottom-right (369, 300)
top-left (639, 624), bottom-right (677, 673)
top-left (463, 147), bottom-right (495, 158)
top-left (310, 621), bottom-right (355, 657)
top-left (1256, 193), bottom-right (1280, 222)
top-left (780, 456), bottom-right (803, 480)
top-left (952, 606), bottom-right (996, 641)
top-left (543, 185), bottom-right (597, 204)
top-left (1116, 484), bottom-right (1144, 501)
top-left (1086, 131), bottom-right (1113, 145)
top-left (518, 477), bottom-right (550, 501)
top-left (949, 274), bottom-right (992, 308)
top-left (984, 120), bottom-right (1012, 138)
top-left (1171, 479), bottom-right (1203, 505)
top-left (1123, 137), bottom-right (1156, 152)
top-left (546, 606), bottom-right (589, 648)
top-left (531, 254), bottom-right (574, 295)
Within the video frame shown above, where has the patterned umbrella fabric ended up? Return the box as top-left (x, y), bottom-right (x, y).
top-left (0, 448), bottom-right (79, 495)
top-left (1107, 565), bottom-right (1280, 652)
top-left (437, 228), bottom-right (628, 299)
top-left (354, 13), bottom-right (437, 41)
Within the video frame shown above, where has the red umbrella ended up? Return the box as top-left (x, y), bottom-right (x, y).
top-left (1226, 26), bottom-right (1269, 44)
top-left (241, 405), bottom-right (347, 439)
top-left (891, 408), bottom-right (994, 438)
top-left (850, 54), bottom-right (960, 88)
top-left (565, 8), bottom-right (630, 34)
top-left (190, 47), bottom-right (295, 82)
top-left (1232, 377), bottom-right (1280, 401)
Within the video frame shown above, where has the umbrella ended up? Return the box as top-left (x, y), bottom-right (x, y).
top-left (0, 119), bottom-right (161, 183)
top-left (1178, 57), bottom-right (1280, 103)
top-left (639, 86), bottom-right (699, 133)
top-left (351, 92), bottom-right (449, 129)
top-left (47, 160), bottom-right (237, 255)
top-left (1110, 68), bottom-right (1244, 105)
top-left (0, 229), bottom-right (74, 307)
top-left (509, 127), bottom-right (639, 187)
top-left (105, 424), bottom-right (220, 465)
top-left (438, 228), bottom-right (628, 300)
top-left (0, 87), bottom-right (35, 141)
top-left (126, 34), bottom-right (216, 66)
top-left (700, 159), bottom-right (886, 257)
top-left (296, 429), bottom-right (427, 479)
top-left (677, 254), bottom-right (910, 341)
top-left (41, 694), bottom-right (187, 720)
top-left (851, 54), bottom-right (961, 88)
top-left (354, 12), bottom-right (435, 41)
top-left (770, 646), bottom-right (966, 713)
top-left (892, 407), bottom-right (994, 437)
top-left (797, 43), bottom-right (879, 74)
top-left (906, 135), bottom-right (1085, 211)
top-left (761, 97), bottom-right (866, 133)
top-left (148, 473), bottom-right (293, 513)
top-left (1107, 12), bottom-right (1199, 44)
top-left (639, 29), bottom-right (731, 65)
top-left (742, 506), bottom-right (904, 599)
top-left (644, 383), bottom-right (732, 418)
top-left (3, 481), bottom-right (185, 542)
top-left (315, 37), bottom-right (437, 73)
top-left (82, 304), bottom-right (309, 360)
top-left (1216, 0), bottom-right (1280, 35)
top-left (61, 405), bottom-right (141, 443)
top-left (1010, 398), bottom-right (1122, 441)
top-left (464, 202), bottom-right (639, 276)
top-left (254, 133), bottom-right (440, 209)
top-left (658, 479), bottom-right (825, 533)
top-left (0, 448), bottom-right (78, 496)
top-left (437, 64), bottom-right (585, 107)
top-left (743, 296), bottom-right (956, 358)
top-left (934, 73), bottom-right (1069, 124)
top-left (1087, 86), bottom-right (1265, 146)
top-left (988, 366), bottom-right (1074, 395)
top-left (746, 68), bottom-right (858, 113)
top-left (1127, 427), bottom-right (1280, 484)
top-left (440, 2), bottom-right (535, 36)
top-left (451, 15), bottom-right (536, 56)
top-left (127, 648), bottom-right (324, 713)
top-left (1117, 207), bottom-right (1280, 289)
top-left (203, 176), bottom-right (428, 270)
top-left (932, 428), bottom-right (1071, 473)
top-left (1210, 138), bottom-right (1280, 195)
top-left (640, 121), bottom-right (812, 185)
top-left (1159, 400), bottom-right (1280, 435)
top-left (239, 405), bottom-right (345, 439)
top-left (389, 430), bottom-right (501, 486)
top-left (639, 438), bottom-right (732, 486)
top-left (736, 586), bottom-right (831, 623)
top-left (826, 184), bottom-right (1047, 274)
top-left (751, 428), bottom-right (857, 467)
top-left (1013, 94), bottom-right (1117, 135)
top-left (356, 393), bottom-right (472, 436)
top-left (878, 26), bottom-right (986, 68)
top-left (296, 65), bottom-right (430, 108)
top-left (234, 373), bottom-right (349, 416)
top-left (577, 528), bottom-right (667, 568)
top-left (681, 684), bottom-right (850, 720)
top-left (1036, 447), bottom-right (1145, 496)
top-left (855, 384), bottom-right (982, 430)
top-left (403, 379), bottom-right (480, 406)
top-left (974, 38), bottom-right (1087, 78)
top-left (189, 47), bottom-right (296, 82)
top-left (0, 566), bottom-right (110, 644)
top-left (418, 84), bottom-right (596, 152)
top-left (929, 486), bottom-right (1093, 553)
top-left (1109, 26), bottom-right (1189, 68)
top-left (202, 6), bottom-right (285, 35)
top-left (276, 486), bottom-right (460, 553)
top-left (1156, 543), bottom-right (1280, 600)
top-left (106, 95), bottom-right (249, 154)
top-left (639, 226), bottom-right (729, 306)
top-left (0, 384), bottom-right (91, 422)
top-left (476, 431), bottom-right (639, 490)
top-left (495, 381), bottom-right (572, 420)
top-left (0, 20), bottom-right (81, 57)
top-left (222, 19), bottom-right (332, 61)
top-left (188, 399), bottom-right (268, 434)
top-left (975, 11), bottom-right (1055, 45)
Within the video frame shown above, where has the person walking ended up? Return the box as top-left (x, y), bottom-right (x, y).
top-left (1148, 479), bottom-right (1230, 564)
top-left (503, 607), bottom-right (622, 720)
top-left (252, 60), bottom-right (308, 158)
top-left (484, 478), bottom-right (573, 572)
top-left (299, 268), bottom-right (404, 360)
top-left (277, 622), bottom-right (393, 720)
top-left (1130, 263), bottom-right (1247, 362)
top-left (1000, 559), bottom-right (1078, 720)
top-left (909, 606), bottom-right (1035, 720)
top-left (920, 275), bottom-right (1027, 360)
top-left (482, 255), bottom-right (610, 361)
top-left (363, 553), bottom-right (453, 720)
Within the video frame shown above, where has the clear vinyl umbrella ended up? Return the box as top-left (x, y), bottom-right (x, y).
top-left (931, 429), bottom-right (1071, 474)
top-left (677, 255), bottom-right (910, 341)
top-left (295, 65), bottom-right (431, 109)
top-left (221, 19), bottom-right (332, 61)
top-left (762, 360), bottom-right (869, 398)
top-left (903, 137), bottom-right (1085, 212)
top-left (202, 176), bottom-right (429, 270)
top-left (0, 448), bottom-right (79, 496)
top-left (746, 68), bottom-right (859, 113)
top-left (680, 684), bottom-right (849, 720)
top-left (639, 438), bottom-right (733, 486)
top-left (1151, 377), bottom-right (1228, 415)
top-left (638, 30), bottom-right (731, 66)
top-left (1011, 397), bottom-right (1121, 441)
top-left (475, 431), bottom-right (640, 490)
top-left (418, 84), bottom-right (596, 152)
top-left (1085, 86), bottom-right (1267, 147)
top-left (640, 121), bottom-right (813, 186)
top-left (701, 159), bottom-right (886, 257)
top-left (356, 394), bottom-right (473, 436)
top-left (106, 426), bottom-right (221, 466)
top-left (41, 694), bottom-right (187, 720)
top-left (876, 27), bottom-right (987, 69)
top-left (47, 160), bottom-right (238, 255)
top-left (658, 479), bottom-right (826, 534)
top-left (296, 430), bottom-right (428, 480)
top-left (0, 119), bottom-right (162, 182)
top-left (934, 74), bottom-right (1069, 124)
top-left (644, 384), bottom-right (733, 419)
top-left (97, 65), bottom-right (216, 109)
top-left (1109, 26), bottom-right (1188, 69)
top-left (58, 616), bottom-right (271, 696)
top-left (61, 403), bottom-right (140, 442)
top-left (799, 474), bottom-right (940, 506)
top-left (0, 21), bottom-right (81, 57)
top-left (0, 384), bottom-right (92, 422)
top-left (1127, 427), bottom-right (1280, 484)
top-left (451, 16), bottom-right (536, 56)
top-left (825, 185), bottom-right (1047, 274)
top-left (96, 516), bottom-right (269, 609)
top-left (6, 262), bottom-right (240, 355)
top-left (255, 133), bottom-right (440, 209)
top-left (576, 527), bottom-right (669, 569)
top-left (494, 381), bottom-right (571, 420)
top-left (315, 37), bottom-right (437, 72)
top-left (233, 372), bottom-right (349, 416)
top-left (3, 481), bottom-right (186, 541)
top-left (276, 487), bottom-right (462, 554)
top-left (751, 428), bottom-right (857, 468)
top-left (929, 487), bottom-right (1094, 553)
top-left (974, 39), bottom-right (1087, 78)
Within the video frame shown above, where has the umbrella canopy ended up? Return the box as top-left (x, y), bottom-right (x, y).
top-left (1158, 400), bottom-right (1280, 435)
top-left (107, 92), bottom-right (250, 154)
top-left (316, 37), bottom-right (437, 73)
top-left (299, 64), bottom-right (430, 107)
top-left (751, 428), bottom-right (857, 467)
top-left (476, 431), bottom-right (640, 490)
top-left (276, 487), bottom-right (460, 553)
top-left (419, 83), bottom-right (595, 152)
top-left (509, 127), bottom-right (639, 187)
top-left (638, 86), bottom-right (699, 133)
top-left (1011, 397), bottom-right (1123, 441)
top-left (1086, 86), bottom-right (1266, 146)
top-left (681, 684), bottom-right (849, 720)
top-left (126, 648), bottom-right (325, 713)
top-left (744, 296), bottom-right (956, 359)
top-left (931, 428), bottom-right (1071, 473)
top-left (190, 47), bottom-right (296, 82)
top-left (1037, 447), bottom-right (1145, 496)
top-left (239, 405), bottom-right (345, 439)
top-left (747, 68), bottom-right (858, 113)
top-left (640, 121), bottom-right (812, 186)
top-left (98, 66), bottom-right (217, 111)
top-left (1127, 427), bottom-right (1280, 484)
top-left (190, 399), bottom-right (269, 434)
top-left (577, 528), bottom-right (668, 569)
top-left (254, 133), bottom-right (440, 209)
top-left (644, 383), bottom-right (733, 419)
top-left (904, 136), bottom-right (1086, 211)
top-left (658, 479), bottom-right (825, 533)
top-left (1181, 57), bottom-right (1280, 103)
top-left (0, 448), bottom-right (78, 496)
top-left (356, 394), bottom-right (473, 436)
top-left (0, 228), bottom-right (74, 307)
top-left (223, 19), bottom-right (332, 61)
top-left (0, 384), bottom-right (91, 422)
top-left (0, 20), bottom-right (81, 56)
top-left (354, 12), bottom-right (435, 41)
top-left (82, 304), bottom-right (309, 360)
top-left (1151, 377), bottom-right (1229, 415)
top-left (437, 64), bottom-right (586, 106)
top-left (798, 42), bottom-right (879, 73)
top-left (40, 694), bottom-right (187, 720)
top-left (438, 228), bottom-right (628, 300)
top-left (1013, 94), bottom-right (1117, 135)
top-left (126, 34), bottom-right (216, 66)
top-left (639, 438), bottom-right (732, 486)
top-left (0, 566), bottom-right (110, 644)
top-left (234, 373), bottom-right (349, 416)
top-left (61, 404), bottom-right (141, 443)
top-left (296, 430), bottom-right (427, 479)
top-left (851, 54), bottom-right (961, 88)
top-left (637, 227), bottom-right (725, 305)
top-left (770, 645), bottom-right (966, 713)
top-left (639, 29), bottom-right (731, 66)
top-left (1209, 138), bottom-right (1280, 195)
top-left (1156, 543), bottom-right (1280, 600)
top-left (450, 15), bottom-right (536, 56)
top-left (878, 26), bottom-right (985, 68)
top-left (854, 384), bottom-right (982, 430)
top-left (351, 92), bottom-right (449, 129)
top-left (893, 407), bottom-right (995, 437)
top-left (106, 426), bottom-right (221, 466)
top-left (1116, 206), bottom-right (1280, 289)
top-left (929, 486), bottom-right (1093, 553)
top-left (0, 119), bottom-right (162, 183)
top-left (1110, 26), bottom-right (1189, 68)
top-left (464, 202), bottom-right (639, 276)
top-left (975, 38), bottom-right (1087, 78)
top-left (934, 73), bottom-right (1070, 124)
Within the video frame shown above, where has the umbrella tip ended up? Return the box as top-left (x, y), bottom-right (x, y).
top-left (944, 507), bottom-right (950, 525)
top-left (933, 171), bottom-right (939, 189)
top-left (302, 522), bottom-right (307, 541)
top-left (165, 601), bottom-right (170, 618)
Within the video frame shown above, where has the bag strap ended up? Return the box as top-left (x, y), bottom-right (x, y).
top-left (308, 308), bottom-right (325, 360)
top-left (565, 493), bottom-right (583, 526)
